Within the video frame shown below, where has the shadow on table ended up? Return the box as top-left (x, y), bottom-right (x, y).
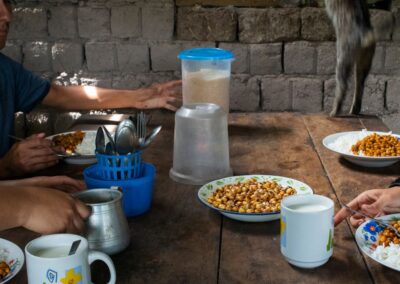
top-left (290, 255), bottom-right (367, 279)
top-left (228, 124), bottom-right (292, 138)
top-left (223, 218), bottom-right (280, 237)
top-left (338, 157), bottom-right (400, 176)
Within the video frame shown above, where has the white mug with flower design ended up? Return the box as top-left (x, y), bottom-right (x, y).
top-left (25, 234), bottom-right (116, 284)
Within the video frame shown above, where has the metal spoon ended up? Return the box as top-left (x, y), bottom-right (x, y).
top-left (341, 203), bottom-right (400, 238)
top-left (116, 119), bottom-right (136, 137)
top-left (115, 119), bottom-right (138, 154)
top-left (68, 240), bottom-right (81, 256)
top-left (95, 127), bottom-right (105, 154)
top-left (139, 125), bottom-right (162, 149)
top-left (105, 142), bottom-right (115, 155)
top-left (102, 126), bottom-right (116, 153)
top-left (115, 125), bottom-right (136, 154)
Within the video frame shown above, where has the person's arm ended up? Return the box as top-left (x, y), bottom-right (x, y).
top-left (334, 186), bottom-right (400, 227)
top-left (0, 176), bottom-right (85, 193)
top-left (0, 185), bottom-right (90, 234)
top-left (42, 80), bottom-right (182, 111)
top-left (0, 133), bottom-right (59, 179)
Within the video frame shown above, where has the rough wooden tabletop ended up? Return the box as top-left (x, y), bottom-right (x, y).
top-left (2, 112), bottom-right (399, 284)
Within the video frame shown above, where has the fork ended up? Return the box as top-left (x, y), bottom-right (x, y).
top-left (8, 134), bottom-right (23, 141)
top-left (136, 111), bottom-right (147, 147)
top-left (340, 202), bottom-right (400, 238)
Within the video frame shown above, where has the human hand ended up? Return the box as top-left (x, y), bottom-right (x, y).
top-left (334, 187), bottom-right (400, 227)
top-left (0, 133), bottom-right (59, 177)
top-left (0, 176), bottom-right (85, 193)
top-left (138, 80), bottom-right (182, 111)
top-left (18, 186), bottom-right (90, 234)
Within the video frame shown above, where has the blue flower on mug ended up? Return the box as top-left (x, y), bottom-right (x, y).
top-left (370, 235), bottom-right (377, 242)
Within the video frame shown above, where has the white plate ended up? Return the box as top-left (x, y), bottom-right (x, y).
top-left (322, 131), bottom-right (400, 168)
top-left (0, 238), bottom-right (24, 284)
top-left (198, 175), bottom-right (314, 222)
top-left (48, 130), bottom-right (97, 165)
top-left (355, 213), bottom-right (400, 272)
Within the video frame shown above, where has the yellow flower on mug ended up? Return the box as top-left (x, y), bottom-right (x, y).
top-left (280, 216), bottom-right (287, 248)
top-left (60, 268), bottom-right (82, 284)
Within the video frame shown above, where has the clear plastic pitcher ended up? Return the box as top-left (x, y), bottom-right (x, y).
top-left (170, 103), bottom-right (232, 185)
top-left (178, 48), bottom-right (234, 113)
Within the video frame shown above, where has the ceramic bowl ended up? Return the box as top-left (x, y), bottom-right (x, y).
top-left (198, 175), bottom-right (313, 222)
top-left (323, 131), bottom-right (400, 168)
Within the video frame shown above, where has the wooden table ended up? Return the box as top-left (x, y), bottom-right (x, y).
top-left (2, 113), bottom-right (400, 283)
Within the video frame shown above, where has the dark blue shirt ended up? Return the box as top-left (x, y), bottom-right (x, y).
top-left (0, 53), bottom-right (50, 157)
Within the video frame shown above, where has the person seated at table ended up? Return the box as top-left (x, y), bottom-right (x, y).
top-left (0, 175), bottom-right (90, 234)
top-left (334, 184), bottom-right (400, 227)
top-left (0, 0), bottom-right (181, 178)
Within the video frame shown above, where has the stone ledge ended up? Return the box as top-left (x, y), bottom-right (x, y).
top-left (176, 0), bottom-right (301, 7)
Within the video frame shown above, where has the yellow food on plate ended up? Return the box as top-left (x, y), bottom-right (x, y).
top-left (378, 220), bottom-right (400, 247)
top-left (351, 133), bottom-right (400, 157)
top-left (207, 179), bottom-right (296, 214)
top-left (52, 131), bottom-right (85, 154)
top-left (0, 261), bottom-right (10, 280)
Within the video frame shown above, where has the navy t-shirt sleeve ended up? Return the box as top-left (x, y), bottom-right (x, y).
top-left (0, 54), bottom-right (51, 157)
top-left (389, 177), bottom-right (400, 188)
top-left (12, 59), bottom-right (50, 112)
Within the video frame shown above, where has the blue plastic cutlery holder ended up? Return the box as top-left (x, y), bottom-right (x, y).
top-left (95, 151), bottom-right (142, 180)
top-left (84, 162), bottom-right (156, 217)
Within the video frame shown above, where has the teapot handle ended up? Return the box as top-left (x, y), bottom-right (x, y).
top-left (88, 250), bottom-right (117, 284)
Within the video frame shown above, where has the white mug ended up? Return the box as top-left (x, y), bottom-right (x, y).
top-left (25, 234), bottom-right (116, 284)
top-left (280, 194), bottom-right (334, 269)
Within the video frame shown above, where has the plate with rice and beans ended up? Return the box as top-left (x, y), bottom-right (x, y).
top-left (0, 238), bottom-right (24, 284)
top-left (322, 130), bottom-right (400, 167)
top-left (355, 214), bottom-right (400, 272)
top-left (197, 175), bottom-right (313, 222)
top-left (47, 130), bottom-right (97, 165)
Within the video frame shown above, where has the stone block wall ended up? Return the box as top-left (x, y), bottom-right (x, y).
top-left (3, 0), bottom-right (400, 134)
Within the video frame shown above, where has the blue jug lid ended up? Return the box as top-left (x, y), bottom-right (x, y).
top-left (178, 48), bottom-right (234, 60)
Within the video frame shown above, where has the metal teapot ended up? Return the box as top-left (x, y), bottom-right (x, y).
top-left (74, 188), bottom-right (130, 255)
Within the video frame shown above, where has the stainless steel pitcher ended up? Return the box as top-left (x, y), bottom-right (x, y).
top-left (74, 188), bottom-right (130, 255)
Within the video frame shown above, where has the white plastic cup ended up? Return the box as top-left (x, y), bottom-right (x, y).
top-left (178, 48), bottom-right (234, 113)
top-left (170, 103), bottom-right (232, 185)
top-left (280, 194), bottom-right (334, 269)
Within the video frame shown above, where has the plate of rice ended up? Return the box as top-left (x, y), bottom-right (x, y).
top-left (355, 214), bottom-right (400, 271)
top-left (322, 130), bottom-right (400, 167)
top-left (197, 175), bottom-right (313, 222)
top-left (48, 130), bottom-right (97, 165)
top-left (0, 238), bottom-right (24, 284)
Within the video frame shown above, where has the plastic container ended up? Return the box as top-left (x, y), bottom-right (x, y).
top-left (178, 48), bottom-right (234, 113)
top-left (170, 103), bottom-right (232, 185)
top-left (84, 163), bottom-right (156, 217)
top-left (95, 151), bottom-right (142, 180)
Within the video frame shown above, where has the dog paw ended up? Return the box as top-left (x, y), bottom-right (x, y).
top-left (349, 106), bottom-right (360, 115)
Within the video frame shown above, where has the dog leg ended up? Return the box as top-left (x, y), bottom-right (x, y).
top-left (331, 49), bottom-right (353, 117)
top-left (350, 44), bottom-right (375, 115)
